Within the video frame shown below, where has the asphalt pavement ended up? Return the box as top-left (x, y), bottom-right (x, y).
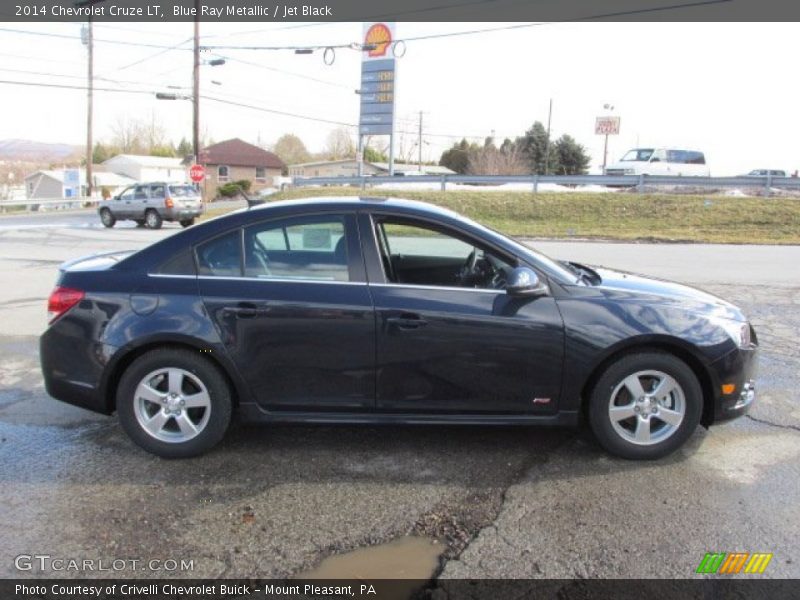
top-left (0, 209), bottom-right (798, 580)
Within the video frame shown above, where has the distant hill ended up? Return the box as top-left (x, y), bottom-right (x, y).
top-left (0, 139), bottom-right (82, 161)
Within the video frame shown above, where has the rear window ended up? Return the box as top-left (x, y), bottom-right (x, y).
top-left (169, 185), bottom-right (198, 197)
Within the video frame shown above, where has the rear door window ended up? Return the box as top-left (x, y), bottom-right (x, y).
top-left (244, 216), bottom-right (350, 281)
top-left (196, 230), bottom-right (242, 277)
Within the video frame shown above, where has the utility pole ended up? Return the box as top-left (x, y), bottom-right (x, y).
top-left (418, 111), bottom-right (423, 171)
top-left (76, 0), bottom-right (106, 199)
top-left (192, 0), bottom-right (200, 164)
top-left (86, 20), bottom-right (93, 199)
top-left (544, 98), bottom-right (552, 175)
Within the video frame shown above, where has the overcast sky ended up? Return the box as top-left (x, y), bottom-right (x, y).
top-left (0, 21), bottom-right (797, 174)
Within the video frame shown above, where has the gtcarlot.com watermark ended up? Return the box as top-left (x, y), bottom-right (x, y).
top-left (14, 554), bottom-right (194, 573)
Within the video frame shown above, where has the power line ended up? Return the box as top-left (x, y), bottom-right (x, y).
top-left (218, 54), bottom-right (353, 90)
top-left (110, 36), bottom-right (194, 73)
top-left (197, 0), bottom-right (732, 51)
top-left (0, 27), bottom-right (195, 51)
top-left (0, 78), bottom-right (156, 95)
top-left (201, 95), bottom-right (356, 127)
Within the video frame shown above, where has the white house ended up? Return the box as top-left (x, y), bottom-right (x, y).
top-left (24, 168), bottom-right (136, 199)
top-left (102, 154), bottom-right (187, 183)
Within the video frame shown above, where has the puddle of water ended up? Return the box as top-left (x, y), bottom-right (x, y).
top-left (297, 536), bottom-right (442, 598)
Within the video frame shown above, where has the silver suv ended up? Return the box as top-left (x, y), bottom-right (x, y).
top-left (98, 183), bottom-right (203, 229)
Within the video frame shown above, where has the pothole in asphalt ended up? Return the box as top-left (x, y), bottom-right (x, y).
top-left (296, 535), bottom-right (442, 588)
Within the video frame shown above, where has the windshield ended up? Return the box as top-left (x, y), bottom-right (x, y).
top-left (169, 185), bottom-right (198, 197)
top-left (620, 148), bottom-right (654, 162)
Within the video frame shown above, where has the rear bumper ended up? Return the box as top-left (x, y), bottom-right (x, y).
top-left (40, 322), bottom-right (116, 415)
top-left (164, 206), bottom-right (203, 221)
top-left (710, 345), bottom-right (758, 423)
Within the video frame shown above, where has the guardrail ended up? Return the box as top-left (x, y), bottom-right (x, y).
top-left (0, 197), bottom-right (96, 211)
top-left (293, 174), bottom-right (800, 196)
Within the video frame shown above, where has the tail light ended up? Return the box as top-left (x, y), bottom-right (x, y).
top-left (165, 196), bottom-right (175, 208)
top-left (47, 286), bottom-right (84, 323)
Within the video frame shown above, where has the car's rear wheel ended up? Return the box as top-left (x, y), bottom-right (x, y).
top-left (588, 352), bottom-right (702, 460)
top-left (117, 348), bottom-right (232, 458)
top-left (144, 209), bottom-right (163, 230)
top-left (99, 208), bottom-right (115, 228)
top-left (179, 218), bottom-right (195, 228)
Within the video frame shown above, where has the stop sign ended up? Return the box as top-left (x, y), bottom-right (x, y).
top-left (189, 164), bottom-right (205, 183)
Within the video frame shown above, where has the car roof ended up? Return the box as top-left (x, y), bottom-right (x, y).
top-left (243, 196), bottom-right (463, 220)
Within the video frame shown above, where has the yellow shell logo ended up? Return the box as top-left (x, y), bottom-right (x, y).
top-left (365, 23), bottom-right (392, 58)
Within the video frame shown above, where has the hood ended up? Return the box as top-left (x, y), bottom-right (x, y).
top-left (592, 266), bottom-right (745, 322)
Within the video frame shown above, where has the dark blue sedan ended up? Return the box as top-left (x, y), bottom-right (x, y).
top-left (40, 198), bottom-right (758, 459)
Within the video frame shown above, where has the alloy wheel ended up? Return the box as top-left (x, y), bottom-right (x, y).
top-left (608, 369), bottom-right (686, 446)
top-left (133, 367), bottom-right (211, 443)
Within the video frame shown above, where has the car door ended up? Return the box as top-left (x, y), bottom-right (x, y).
top-left (115, 186), bottom-right (135, 218)
top-left (148, 184), bottom-right (166, 216)
top-left (362, 213), bottom-right (565, 414)
top-left (130, 184), bottom-right (149, 218)
top-left (196, 212), bottom-right (376, 412)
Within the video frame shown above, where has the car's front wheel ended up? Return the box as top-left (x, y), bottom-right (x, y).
top-left (588, 352), bottom-right (702, 460)
top-left (99, 208), bottom-right (116, 228)
top-left (117, 348), bottom-right (232, 458)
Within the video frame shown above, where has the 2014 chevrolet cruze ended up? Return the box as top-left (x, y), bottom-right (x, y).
top-left (40, 198), bottom-right (758, 459)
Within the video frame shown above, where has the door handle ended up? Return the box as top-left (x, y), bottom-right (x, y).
top-left (224, 302), bottom-right (268, 318)
top-left (386, 313), bottom-right (428, 330)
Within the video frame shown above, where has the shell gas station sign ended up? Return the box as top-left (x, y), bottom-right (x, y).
top-left (359, 22), bottom-right (396, 136)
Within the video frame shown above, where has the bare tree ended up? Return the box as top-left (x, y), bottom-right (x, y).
top-left (272, 133), bottom-right (312, 166)
top-left (324, 127), bottom-right (355, 160)
top-left (109, 115), bottom-right (146, 154)
top-left (467, 141), bottom-right (528, 175)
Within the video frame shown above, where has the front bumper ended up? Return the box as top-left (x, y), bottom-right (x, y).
top-left (710, 344), bottom-right (758, 423)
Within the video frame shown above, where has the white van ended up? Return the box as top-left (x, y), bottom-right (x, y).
top-left (605, 148), bottom-right (710, 177)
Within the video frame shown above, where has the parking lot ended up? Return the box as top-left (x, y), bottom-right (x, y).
top-left (1, 208), bottom-right (798, 580)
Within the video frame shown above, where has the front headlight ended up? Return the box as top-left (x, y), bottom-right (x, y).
top-left (711, 317), bottom-right (752, 348)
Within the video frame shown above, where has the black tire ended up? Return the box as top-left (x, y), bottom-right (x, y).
top-left (179, 218), bottom-right (195, 228)
top-left (117, 348), bottom-right (232, 458)
top-left (144, 209), bottom-right (163, 230)
top-left (99, 208), bottom-right (116, 228)
top-left (588, 351), bottom-right (702, 460)
top-left (134, 219), bottom-right (146, 228)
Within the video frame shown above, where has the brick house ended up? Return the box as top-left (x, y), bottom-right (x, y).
top-left (199, 138), bottom-right (285, 200)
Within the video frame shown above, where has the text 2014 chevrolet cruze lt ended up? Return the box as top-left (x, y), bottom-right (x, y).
top-left (40, 198), bottom-right (758, 459)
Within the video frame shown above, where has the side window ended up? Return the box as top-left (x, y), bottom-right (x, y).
top-left (157, 248), bottom-right (196, 276)
top-left (150, 184), bottom-right (166, 198)
top-left (255, 167), bottom-right (267, 181)
top-left (687, 152), bottom-right (706, 165)
top-left (119, 187), bottom-right (134, 201)
top-left (134, 185), bottom-right (148, 200)
top-left (218, 165), bottom-right (230, 181)
top-left (667, 150), bottom-right (685, 163)
top-left (650, 149), bottom-right (667, 163)
top-left (196, 230), bottom-right (242, 277)
top-left (376, 219), bottom-right (514, 290)
top-left (244, 216), bottom-right (349, 281)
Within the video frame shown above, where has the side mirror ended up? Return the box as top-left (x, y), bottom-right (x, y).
top-left (506, 267), bottom-right (548, 298)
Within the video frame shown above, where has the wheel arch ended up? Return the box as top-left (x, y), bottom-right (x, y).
top-left (100, 336), bottom-right (248, 414)
top-left (579, 336), bottom-right (718, 428)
